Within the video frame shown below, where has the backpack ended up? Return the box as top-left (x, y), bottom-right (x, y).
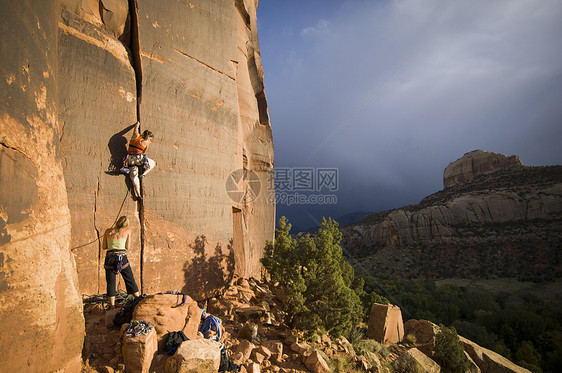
top-left (218, 343), bottom-right (241, 372)
top-left (165, 331), bottom-right (189, 355)
top-left (113, 294), bottom-right (146, 327)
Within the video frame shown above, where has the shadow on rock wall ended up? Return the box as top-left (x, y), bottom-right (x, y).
top-left (105, 123), bottom-right (139, 198)
top-left (106, 123), bottom-right (135, 174)
top-left (182, 235), bottom-right (235, 300)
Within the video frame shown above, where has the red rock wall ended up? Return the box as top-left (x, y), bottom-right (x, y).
top-left (1, 0), bottom-right (273, 369)
top-left (60, 0), bottom-right (274, 298)
top-left (0, 1), bottom-right (84, 372)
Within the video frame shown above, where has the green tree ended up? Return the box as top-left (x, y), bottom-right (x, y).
top-left (516, 341), bottom-right (542, 372)
top-left (262, 217), bottom-right (364, 337)
top-left (433, 325), bottom-right (468, 373)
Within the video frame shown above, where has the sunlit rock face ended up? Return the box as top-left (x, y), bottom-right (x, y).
top-left (58, 0), bottom-right (274, 298)
top-left (0, 0), bottom-right (273, 370)
top-left (0, 2), bottom-right (84, 372)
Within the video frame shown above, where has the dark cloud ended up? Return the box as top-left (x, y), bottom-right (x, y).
top-left (258, 0), bottom-right (562, 230)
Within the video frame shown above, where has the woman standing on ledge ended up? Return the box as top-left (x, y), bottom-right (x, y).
top-left (102, 216), bottom-right (140, 308)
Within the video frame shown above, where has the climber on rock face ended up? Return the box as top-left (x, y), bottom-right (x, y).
top-left (122, 121), bottom-right (156, 200)
top-left (102, 216), bottom-right (140, 308)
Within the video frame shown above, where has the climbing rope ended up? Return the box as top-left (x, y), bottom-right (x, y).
top-left (70, 188), bottom-right (130, 251)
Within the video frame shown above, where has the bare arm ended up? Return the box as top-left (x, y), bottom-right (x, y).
top-left (131, 121), bottom-right (140, 141)
top-left (125, 229), bottom-right (131, 250)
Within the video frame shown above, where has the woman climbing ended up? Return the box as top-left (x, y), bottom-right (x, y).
top-left (102, 216), bottom-right (140, 308)
top-left (122, 121), bottom-right (156, 200)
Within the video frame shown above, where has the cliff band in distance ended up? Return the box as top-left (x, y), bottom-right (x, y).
top-left (342, 150), bottom-right (562, 281)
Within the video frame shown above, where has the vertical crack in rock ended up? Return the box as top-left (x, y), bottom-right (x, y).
top-left (128, 0), bottom-right (142, 120)
top-left (99, 1), bottom-right (106, 25)
top-left (94, 176), bottom-right (102, 294)
top-left (138, 195), bottom-right (145, 292)
top-left (127, 0), bottom-right (145, 292)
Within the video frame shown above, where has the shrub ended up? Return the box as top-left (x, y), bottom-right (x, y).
top-left (353, 338), bottom-right (389, 358)
top-left (433, 325), bottom-right (468, 373)
top-left (404, 332), bottom-right (417, 345)
top-left (261, 217), bottom-right (364, 337)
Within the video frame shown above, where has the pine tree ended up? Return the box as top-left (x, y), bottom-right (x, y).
top-left (262, 217), bottom-right (364, 337)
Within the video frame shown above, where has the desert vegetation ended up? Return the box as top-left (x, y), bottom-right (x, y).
top-left (362, 274), bottom-right (562, 372)
top-left (264, 216), bottom-right (561, 372)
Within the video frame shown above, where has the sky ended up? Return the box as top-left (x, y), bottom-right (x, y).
top-left (256, 0), bottom-right (562, 232)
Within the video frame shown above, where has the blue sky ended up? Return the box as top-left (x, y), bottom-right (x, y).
top-left (257, 0), bottom-right (562, 231)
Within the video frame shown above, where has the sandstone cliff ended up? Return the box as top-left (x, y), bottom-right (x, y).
top-left (443, 150), bottom-right (522, 188)
top-left (0, 2), bottom-right (84, 372)
top-left (60, 0), bottom-right (274, 298)
top-left (1, 0), bottom-right (273, 371)
top-left (341, 151), bottom-right (562, 281)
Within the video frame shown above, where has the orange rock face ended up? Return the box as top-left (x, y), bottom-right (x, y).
top-left (366, 303), bottom-right (405, 346)
top-left (1, 0), bottom-right (273, 370)
top-left (0, 2), bottom-right (84, 372)
top-left (58, 0), bottom-right (274, 298)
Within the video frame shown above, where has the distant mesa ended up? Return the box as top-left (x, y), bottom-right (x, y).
top-left (341, 149), bottom-right (562, 282)
top-left (443, 149), bottom-right (522, 188)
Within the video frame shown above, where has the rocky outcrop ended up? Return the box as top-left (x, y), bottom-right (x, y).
top-left (122, 325), bottom-right (158, 373)
top-left (393, 348), bottom-right (441, 373)
top-left (460, 336), bottom-right (532, 373)
top-left (404, 319), bottom-right (440, 356)
top-left (401, 321), bottom-right (531, 373)
top-left (164, 339), bottom-right (221, 373)
top-left (131, 294), bottom-right (202, 341)
top-left (82, 278), bottom-right (533, 373)
top-left (367, 303), bottom-right (405, 346)
top-left (341, 154), bottom-right (562, 280)
top-left (444, 150), bottom-right (522, 188)
top-left (0, 2), bottom-right (84, 372)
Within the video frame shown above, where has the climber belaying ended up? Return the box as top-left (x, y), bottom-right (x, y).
top-left (121, 121), bottom-right (156, 200)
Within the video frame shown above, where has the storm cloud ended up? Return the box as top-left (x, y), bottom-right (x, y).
top-left (257, 0), bottom-right (562, 230)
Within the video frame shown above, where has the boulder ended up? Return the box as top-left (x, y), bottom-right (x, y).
top-left (246, 362), bottom-right (261, 373)
top-left (404, 319), bottom-right (440, 356)
top-left (393, 348), bottom-right (440, 373)
top-left (263, 340), bottom-right (283, 362)
top-left (122, 324), bottom-right (158, 373)
top-left (132, 294), bottom-right (201, 342)
top-left (255, 345), bottom-right (272, 360)
top-left (236, 306), bottom-right (267, 321)
top-left (367, 303), bottom-right (405, 345)
top-left (240, 321), bottom-right (259, 341)
top-left (164, 339), bottom-right (221, 373)
top-left (304, 350), bottom-right (330, 373)
top-left (251, 349), bottom-right (266, 364)
top-left (290, 342), bottom-right (310, 355)
top-left (443, 150), bottom-right (522, 188)
top-left (336, 336), bottom-right (354, 354)
top-left (460, 336), bottom-right (532, 373)
top-left (235, 339), bottom-right (255, 364)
